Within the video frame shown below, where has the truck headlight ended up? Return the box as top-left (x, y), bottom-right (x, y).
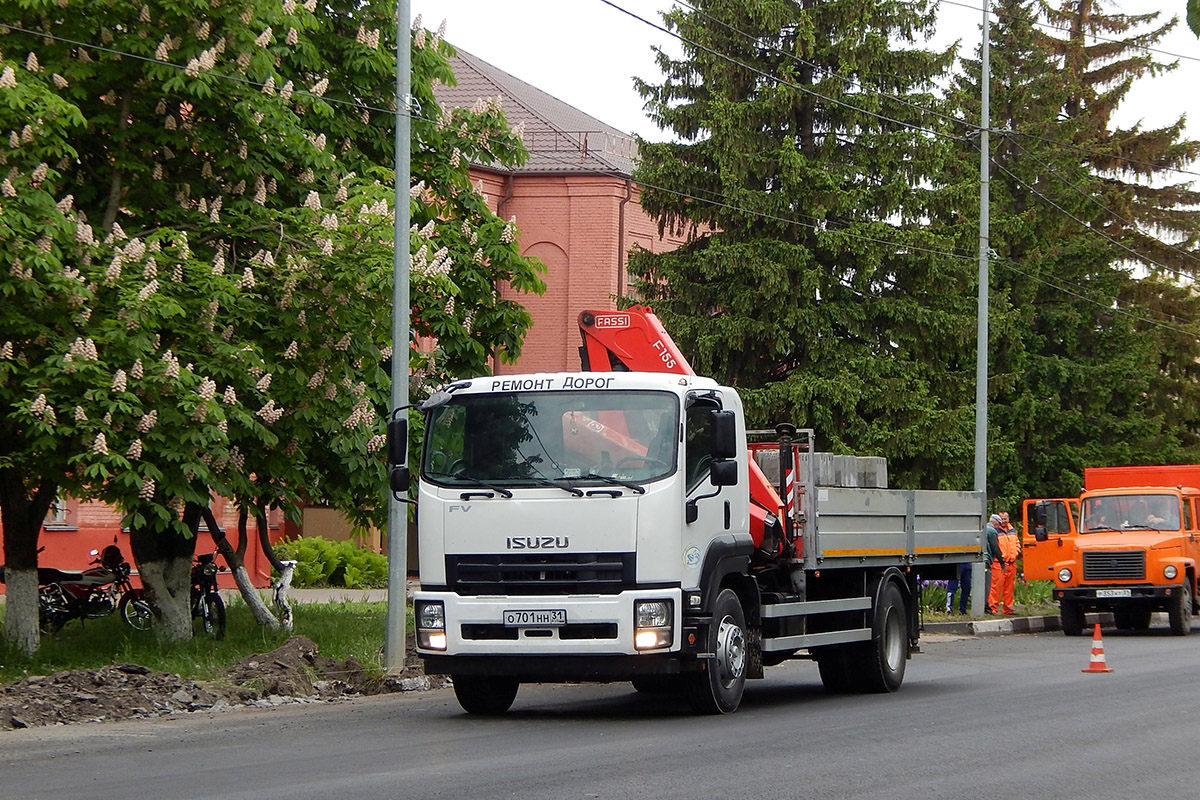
top-left (1164, 565), bottom-right (1178, 580)
top-left (634, 599), bottom-right (673, 650)
top-left (416, 600), bottom-right (447, 651)
top-left (1057, 568), bottom-right (1072, 583)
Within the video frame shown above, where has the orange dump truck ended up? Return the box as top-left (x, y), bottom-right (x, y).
top-left (1023, 466), bottom-right (1200, 636)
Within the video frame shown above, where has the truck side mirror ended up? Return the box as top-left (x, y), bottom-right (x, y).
top-left (711, 410), bottom-right (737, 459)
top-left (1032, 502), bottom-right (1049, 541)
top-left (710, 459), bottom-right (738, 487)
top-left (387, 416), bottom-right (408, 466)
top-left (389, 465), bottom-right (411, 494)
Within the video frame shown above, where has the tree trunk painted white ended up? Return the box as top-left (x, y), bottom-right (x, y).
top-left (139, 557), bottom-right (193, 640)
top-left (273, 560), bottom-right (295, 633)
top-left (230, 563), bottom-right (280, 629)
top-left (1, 569), bottom-right (40, 656)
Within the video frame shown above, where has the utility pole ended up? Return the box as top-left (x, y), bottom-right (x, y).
top-left (972, 0), bottom-right (991, 620)
top-left (385, 0), bottom-right (412, 671)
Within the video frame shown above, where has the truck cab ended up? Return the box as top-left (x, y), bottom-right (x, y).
top-left (1024, 487), bottom-right (1200, 635)
top-left (411, 372), bottom-right (754, 713)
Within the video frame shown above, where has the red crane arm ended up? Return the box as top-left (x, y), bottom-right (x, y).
top-left (577, 307), bottom-right (693, 375)
top-left (577, 307), bottom-right (785, 551)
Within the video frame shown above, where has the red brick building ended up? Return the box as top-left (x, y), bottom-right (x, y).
top-left (1, 49), bottom-right (686, 585)
top-left (442, 49), bottom-right (689, 374)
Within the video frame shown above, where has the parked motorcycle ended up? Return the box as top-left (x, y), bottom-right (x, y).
top-left (191, 551), bottom-right (226, 639)
top-left (0, 545), bottom-right (155, 633)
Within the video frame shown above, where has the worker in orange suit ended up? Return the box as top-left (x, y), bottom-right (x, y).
top-left (988, 511), bottom-right (1020, 615)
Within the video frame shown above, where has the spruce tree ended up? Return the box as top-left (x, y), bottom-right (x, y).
top-left (628, 0), bottom-right (972, 488)
top-left (938, 0), bottom-right (1200, 505)
top-left (1038, 0), bottom-right (1200, 276)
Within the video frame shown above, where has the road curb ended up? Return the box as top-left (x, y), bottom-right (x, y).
top-left (922, 612), bottom-right (1130, 636)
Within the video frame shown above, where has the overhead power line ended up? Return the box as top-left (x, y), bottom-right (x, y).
top-left (596, 0), bottom-right (952, 141)
top-left (940, 0), bottom-right (1200, 64)
top-left (529, 148), bottom-right (1200, 338)
top-left (668, 0), bottom-right (977, 134)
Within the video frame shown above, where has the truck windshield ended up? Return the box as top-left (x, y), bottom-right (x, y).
top-left (1080, 494), bottom-right (1181, 532)
top-left (422, 390), bottom-right (679, 488)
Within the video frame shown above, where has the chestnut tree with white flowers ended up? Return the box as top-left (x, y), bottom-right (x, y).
top-left (0, 1), bottom-right (543, 653)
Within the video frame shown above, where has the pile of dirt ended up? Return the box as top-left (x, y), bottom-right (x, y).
top-left (0, 635), bottom-right (450, 731)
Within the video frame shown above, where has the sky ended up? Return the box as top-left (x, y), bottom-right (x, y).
top-left (408, 0), bottom-right (1200, 154)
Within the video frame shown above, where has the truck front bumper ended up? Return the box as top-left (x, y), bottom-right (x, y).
top-left (414, 588), bottom-right (704, 675)
top-left (420, 652), bottom-right (691, 681)
top-left (1057, 585), bottom-right (1181, 608)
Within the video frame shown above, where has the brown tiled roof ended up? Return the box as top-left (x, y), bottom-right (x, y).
top-left (434, 46), bottom-right (639, 177)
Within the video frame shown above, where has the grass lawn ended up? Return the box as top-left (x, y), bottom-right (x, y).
top-left (0, 598), bottom-right (405, 685)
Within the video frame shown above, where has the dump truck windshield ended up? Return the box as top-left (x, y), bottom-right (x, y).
top-left (1081, 494), bottom-right (1181, 532)
top-left (422, 390), bottom-right (679, 487)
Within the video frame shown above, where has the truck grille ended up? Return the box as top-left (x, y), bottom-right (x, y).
top-left (1082, 551), bottom-right (1146, 581)
top-left (446, 553), bottom-right (635, 596)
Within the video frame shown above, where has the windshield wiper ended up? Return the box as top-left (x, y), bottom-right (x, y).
top-left (1085, 525), bottom-right (1119, 532)
top-left (451, 473), bottom-right (513, 499)
top-left (521, 475), bottom-right (584, 496)
top-left (564, 473), bottom-right (646, 495)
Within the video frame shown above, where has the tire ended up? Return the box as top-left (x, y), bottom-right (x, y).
top-left (814, 646), bottom-right (854, 694)
top-left (846, 581), bottom-right (908, 694)
top-left (684, 588), bottom-right (747, 714)
top-left (1168, 580), bottom-right (1193, 636)
top-left (119, 589), bottom-right (158, 631)
top-left (198, 593), bottom-right (226, 639)
top-left (1060, 597), bottom-right (1084, 636)
top-left (452, 675), bottom-right (519, 715)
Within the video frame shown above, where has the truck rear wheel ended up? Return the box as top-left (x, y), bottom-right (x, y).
top-left (848, 581), bottom-right (908, 694)
top-left (452, 675), bottom-right (519, 715)
top-left (1168, 580), bottom-right (1193, 636)
top-left (685, 588), bottom-right (747, 714)
top-left (1114, 608), bottom-right (1151, 631)
top-left (814, 646), bottom-right (854, 694)
top-left (1060, 597), bottom-right (1084, 636)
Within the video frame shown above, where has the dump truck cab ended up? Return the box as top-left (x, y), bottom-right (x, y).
top-left (1024, 486), bottom-right (1200, 636)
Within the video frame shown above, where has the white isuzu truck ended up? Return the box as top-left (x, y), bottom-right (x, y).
top-left (387, 308), bottom-right (984, 715)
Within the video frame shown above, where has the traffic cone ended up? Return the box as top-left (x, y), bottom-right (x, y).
top-left (1081, 622), bottom-right (1114, 673)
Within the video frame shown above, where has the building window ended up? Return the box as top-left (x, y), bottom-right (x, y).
top-left (44, 496), bottom-right (76, 530)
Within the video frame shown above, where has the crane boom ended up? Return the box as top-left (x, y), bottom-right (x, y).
top-left (578, 307), bottom-right (786, 553)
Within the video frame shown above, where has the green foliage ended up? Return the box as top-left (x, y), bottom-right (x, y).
top-left (1190, 0), bottom-right (1200, 37)
top-left (274, 537), bottom-right (388, 589)
top-left (629, 0), bottom-right (974, 491)
top-left (0, 1), bottom-right (544, 650)
top-left (937, 1), bottom-right (1200, 510)
top-left (0, 599), bottom-right (397, 683)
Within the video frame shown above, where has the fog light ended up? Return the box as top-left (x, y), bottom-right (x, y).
top-left (416, 600), bottom-right (447, 651)
top-left (634, 599), bottom-right (673, 651)
top-left (1164, 565), bottom-right (1178, 580)
top-left (418, 631), bottom-right (447, 650)
top-left (1058, 568), bottom-right (1072, 583)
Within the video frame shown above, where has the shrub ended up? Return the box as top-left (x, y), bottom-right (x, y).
top-left (274, 537), bottom-right (388, 589)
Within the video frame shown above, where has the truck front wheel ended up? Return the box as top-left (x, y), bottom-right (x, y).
top-left (685, 588), bottom-right (747, 714)
top-left (1060, 597), bottom-right (1084, 636)
top-left (1168, 580), bottom-right (1193, 636)
top-left (452, 675), bottom-right (519, 715)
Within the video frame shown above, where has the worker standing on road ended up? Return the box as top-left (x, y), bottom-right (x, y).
top-left (945, 561), bottom-right (972, 615)
top-left (988, 511), bottom-right (1020, 615)
top-left (984, 514), bottom-right (1004, 614)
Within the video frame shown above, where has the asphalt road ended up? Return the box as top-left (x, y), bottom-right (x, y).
top-left (2, 626), bottom-right (1198, 800)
